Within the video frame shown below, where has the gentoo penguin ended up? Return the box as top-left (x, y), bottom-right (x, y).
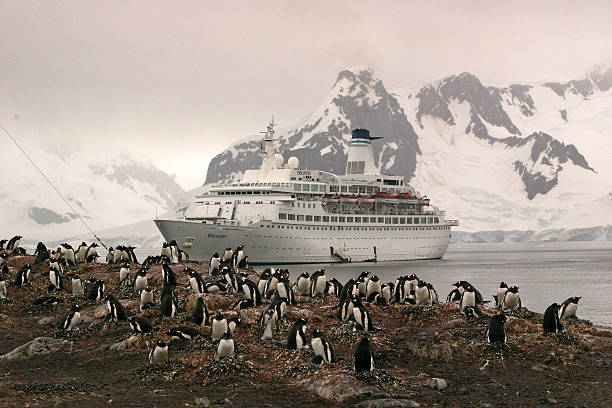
top-left (327, 278), bottom-right (343, 297)
top-left (168, 240), bottom-right (180, 264)
top-left (427, 283), bottom-right (440, 304)
top-left (31, 295), bottom-right (60, 306)
top-left (494, 282), bottom-right (509, 308)
top-left (500, 286), bottom-right (521, 310)
top-left (232, 245), bottom-right (245, 269)
top-left (222, 246), bottom-right (233, 262)
top-left (209, 252), bottom-right (221, 277)
top-left (113, 246), bottom-right (123, 263)
top-left (446, 281), bottom-right (464, 302)
top-left (160, 287), bottom-right (178, 318)
top-left (270, 296), bottom-right (289, 323)
top-left (227, 316), bottom-right (241, 333)
top-left (463, 305), bottom-right (483, 318)
top-left (310, 269), bottom-right (327, 298)
top-left (214, 331), bottom-right (235, 361)
top-left (559, 297), bottom-right (581, 320)
top-left (71, 274), bottom-right (84, 297)
top-left (33, 242), bottom-right (50, 264)
top-left (191, 296), bottom-right (210, 326)
top-left (0, 239), bottom-right (6, 250)
top-left (237, 255), bottom-right (248, 269)
top-left (354, 336), bottom-right (375, 372)
top-left (239, 276), bottom-right (262, 306)
top-left (459, 285), bottom-right (477, 312)
top-left (296, 272), bottom-right (310, 295)
top-left (149, 340), bottom-right (169, 364)
top-left (14, 264), bottom-right (31, 286)
top-left (62, 304), bottom-right (81, 331)
top-left (133, 267), bottom-right (148, 292)
top-left (87, 279), bottom-right (105, 301)
top-left (406, 289), bottom-right (416, 305)
top-left (211, 312), bottom-right (229, 341)
top-left (311, 329), bottom-right (333, 364)
top-left (49, 266), bottom-right (63, 290)
top-left (0, 253), bottom-right (8, 269)
top-left (276, 277), bottom-right (295, 305)
top-left (6, 235), bottom-right (22, 252)
top-left (287, 318), bottom-right (307, 350)
top-left (232, 298), bottom-right (254, 311)
top-left (393, 277), bottom-right (407, 304)
top-left (353, 302), bottom-right (374, 333)
top-left (339, 294), bottom-right (356, 321)
top-left (263, 270), bottom-right (280, 299)
top-left (126, 246), bottom-right (138, 264)
top-left (76, 242), bottom-right (88, 263)
top-left (105, 294), bottom-right (127, 322)
top-left (129, 316), bottom-right (153, 334)
top-left (49, 258), bottom-right (64, 277)
top-left (258, 268), bottom-right (273, 296)
top-left (167, 326), bottom-right (200, 341)
top-left (338, 278), bottom-right (357, 307)
top-left (140, 286), bottom-right (155, 311)
top-left (365, 275), bottom-right (381, 300)
top-left (161, 262), bottom-right (177, 286)
top-left (0, 276), bottom-right (6, 299)
top-left (186, 268), bottom-right (205, 295)
top-left (106, 247), bottom-right (115, 264)
top-left (221, 267), bottom-right (239, 294)
top-left (486, 314), bottom-right (507, 344)
top-left (85, 243), bottom-right (99, 263)
top-left (60, 243), bottom-right (76, 266)
top-left (204, 282), bottom-right (226, 294)
top-left (415, 281), bottom-right (433, 305)
top-left (160, 242), bottom-right (172, 261)
top-left (258, 308), bottom-right (275, 340)
top-left (118, 263), bottom-right (131, 286)
top-left (543, 303), bottom-right (564, 334)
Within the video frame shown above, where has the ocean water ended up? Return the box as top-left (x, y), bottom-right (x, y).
top-left (275, 241), bottom-right (612, 326)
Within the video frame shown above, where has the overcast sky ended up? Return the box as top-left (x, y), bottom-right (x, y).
top-left (1, 0), bottom-right (610, 189)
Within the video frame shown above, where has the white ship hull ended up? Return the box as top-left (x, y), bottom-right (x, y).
top-left (154, 219), bottom-right (452, 264)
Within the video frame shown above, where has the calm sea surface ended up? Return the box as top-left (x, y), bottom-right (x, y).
top-left (136, 241), bottom-right (612, 326)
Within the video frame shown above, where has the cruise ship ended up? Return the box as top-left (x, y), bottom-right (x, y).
top-left (154, 120), bottom-right (458, 264)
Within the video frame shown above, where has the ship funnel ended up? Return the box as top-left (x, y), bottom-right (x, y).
top-left (346, 129), bottom-right (381, 175)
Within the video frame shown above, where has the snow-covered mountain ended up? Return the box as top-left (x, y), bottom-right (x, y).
top-left (0, 145), bottom-right (185, 243)
top-left (205, 65), bottom-right (612, 237)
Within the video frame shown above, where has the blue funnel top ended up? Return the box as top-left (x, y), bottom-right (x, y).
top-left (351, 129), bottom-right (383, 141)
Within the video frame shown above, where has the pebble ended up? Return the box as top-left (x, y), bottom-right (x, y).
top-left (547, 397), bottom-right (557, 404)
top-left (37, 317), bottom-right (54, 325)
top-left (482, 404), bottom-right (494, 408)
top-left (427, 377), bottom-right (448, 391)
top-left (195, 397), bottom-right (211, 407)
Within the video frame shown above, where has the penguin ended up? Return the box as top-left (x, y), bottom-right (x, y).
top-left (228, 316), bottom-right (241, 333)
top-left (354, 336), bottom-right (375, 372)
top-left (296, 272), bottom-right (310, 295)
top-left (168, 240), bottom-right (180, 264)
top-left (87, 279), bottom-right (105, 301)
top-left (105, 294), bottom-right (127, 322)
top-left (161, 262), bottom-right (177, 286)
top-left (160, 288), bottom-right (177, 318)
top-left (415, 281), bottom-right (432, 305)
top-left (287, 318), bottom-right (307, 350)
top-left (276, 277), bottom-right (295, 305)
top-left (486, 314), bottom-right (507, 344)
top-left (14, 264), bottom-right (31, 286)
top-left (214, 331), bottom-right (235, 361)
top-left (326, 278), bottom-right (343, 297)
top-left (221, 267), bottom-right (239, 294)
top-left (543, 303), bottom-right (564, 334)
top-left (427, 283), bottom-right (440, 304)
top-left (459, 285), bottom-right (477, 312)
top-left (31, 295), bottom-right (60, 306)
top-left (126, 246), bottom-right (138, 264)
top-left (365, 275), bottom-right (381, 300)
top-left (129, 316), bottom-right (153, 334)
top-left (85, 243), bottom-right (99, 263)
top-left (393, 277), bottom-right (407, 304)
top-left (204, 282), bottom-right (226, 294)
top-left (120, 246), bottom-right (130, 262)
top-left (339, 294), bottom-right (356, 321)
top-left (263, 270), bottom-right (280, 299)
top-left (134, 267), bottom-right (148, 292)
top-left (310, 269), bottom-right (327, 298)
top-left (463, 305), bottom-right (483, 318)
top-left (270, 296), bottom-right (289, 322)
top-left (258, 268), bottom-right (273, 295)
top-left (186, 268), bottom-right (205, 295)
top-left (239, 277), bottom-right (262, 306)
top-left (209, 252), bottom-right (221, 277)
top-left (140, 286), bottom-right (155, 311)
top-left (494, 282), bottom-right (509, 308)
top-left (49, 266), bottom-right (63, 290)
top-left (222, 246), bottom-right (233, 262)
top-left (232, 245), bottom-right (245, 269)
top-left (76, 242), bottom-right (88, 263)
top-left (338, 278), bottom-right (357, 306)
top-left (60, 243), bottom-right (76, 267)
top-left (118, 263), bottom-right (131, 286)
top-left (33, 242), bottom-right (50, 264)
top-left (49, 258), bottom-right (64, 277)
top-left (211, 312), bottom-right (229, 341)
top-left (6, 235), bottom-right (22, 252)
top-left (500, 286), bottom-right (521, 310)
top-left (559, 296), bottom-right (581, 320)
top-left (149, 340), bottom-right (169, 364)
top-left (191, 296), bottom-right (210, 326)
top-left (0, 239), bottom-right (6, 250)
top-left (311, 328), bottom-right (333, 364)
top-left (232, 299), bottom-right (254, 310)
top-left (71, 274), bottom-right (84, 297)
top-left (113, 246), bottom-right (123, 263)
top-left (0, 276), bottom-right (6, 300)
top-left (62, 304), bottom-right (81, 331)
top-left (0, 253), bottom-right (8, 269)
top-left (237, 255), bottom-right (248, 269)
top-left (167, 326), bottom-right (200, 341)
top-left (106, 247), bottom-right (115, 264)
top-left (160, 242), bottom-right (172, 261)
top-left (356, 276), bottom-right (368, 299)
top-left (258, 308), bottom-right (275, 340)
top-left (353, 302), bottom-right (374, 333)
top-left (446, 281), bottom-right (464, 302)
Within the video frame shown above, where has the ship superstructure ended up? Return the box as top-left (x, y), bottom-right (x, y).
top-left (155, 120), bottom-right (458, 264)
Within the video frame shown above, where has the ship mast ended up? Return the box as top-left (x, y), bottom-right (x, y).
top-left (259, 116), bottom-right (280, 171)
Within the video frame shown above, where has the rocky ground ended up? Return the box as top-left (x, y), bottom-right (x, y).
top-left (1, 253), bottom-right (611, 407)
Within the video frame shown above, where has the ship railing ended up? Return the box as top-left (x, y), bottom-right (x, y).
top-left (446, 219), bottom-right (460, 226)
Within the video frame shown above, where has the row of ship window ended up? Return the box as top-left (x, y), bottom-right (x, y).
top-left (261, 225), bottom-right (449, 231)
top-left (278, 213), bottom-right (439, 224)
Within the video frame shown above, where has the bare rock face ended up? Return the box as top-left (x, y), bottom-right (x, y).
top-left (355, 399), bottom-right (420, 408)
top-left (0, 337), bottom-right (70, 361)
top-left (298, 374), bottom-right (379, 403)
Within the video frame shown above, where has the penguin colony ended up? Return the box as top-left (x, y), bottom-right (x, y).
top-left (0, 238), bottom-right (587, 378)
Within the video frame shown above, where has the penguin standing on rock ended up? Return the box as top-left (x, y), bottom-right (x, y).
top-left (494, 282), bottom-right (509, 308)
top-left (14, 264), bottom-right (31, 286)
top-left (232, 299), bottom-right (254, 310)
top-left (228, 316), bottom-right (241, 333)
top-left (6, 235), bottom-right (22, 252)
top-left (129, 316), bottom-right (153, 334)
top-left (311, 329), bottom-right (333, 364)
top-left (0, 253), bottom-right (8, 268)
top-left (134, 268), bottom-right (148, 292)
top-left (500, 286), bottom-right (521, 310)
top-left (186, 268), bottom-right (205, 295)
top-left (49, 266), bottom-right (63, 290)
top-left (209, 252), bottom-right (221, 277)
top-left (118, 263), bottom-right (131, 286)
top-left (296, 272), bottom-right (310, 295)
top-left (232, 245), bottom-right (244, 269)
top-left (222, 246), bottom-right (233, 262)
top-left (354, 336), bottom-right (375, 372)
top-left (61, 243), bottom-right (76, 267)
top-left (149, 340), bottom-right (169, 364)
top-left (161, 262), bottom-right (177, 286)
top-left (211, 312), bottom-right (229, 341)
top-left (415, 281), bottom-right (432, 305)
top-left (106, 247), bottom-right (115, 264)
top-left (353, 302), bottom-right (374, 333)
top-left (167, 326), bottom-right (200, 341)
top-left (258, 309), bottom-right (275, 340)
top-left (76, 242), bottom-right (88, 263)
top-left (160, 243), bottom-right (172, 261)
top-left (287, 318), bottom-right (307, 350)
top-left (258, 268), bottom-right (273, 296)
top-left (140, 286), bottom-right (155, 311)
top-left (486, 314), bottom-right (507, 343)
top-left (169, 240), bottom-right (180, 264)
top-left (160, 286), bottom-right (178, 318)
top-left (191, 296), bottom-right (210, 326)
top-left (326, 278), bottom-right (343, 297)
top-left (71, 274), bottom-right (84, 297)
top-left (559, 297), bottom-right (581, 320)
top-left (85, 243), bottom-right (99, 263)
top-left (62, 304), bottom-right (81, 331)
top-left (0, 276), bottom-right (7, 299)
top-left (105, 294), bottom-right (127, 322)
top-left (543, 303), bottom-right (564, 334)
top-left (33, 242), bottom-right (50, 264)
top-left (459, 285), bottom-right (477, 312)
top-left (310, 269), bottom-right (327, 298)
top-left (339, 294), bottom-right (356, 321)
top-left (239, 276), bottom-right (262, 306)
top-left (365, 275), bottom-right (381, 300)
top-left (214, 331), bottom-right (235, 361)
top-left (88, 279), bottom-right (105, 301)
